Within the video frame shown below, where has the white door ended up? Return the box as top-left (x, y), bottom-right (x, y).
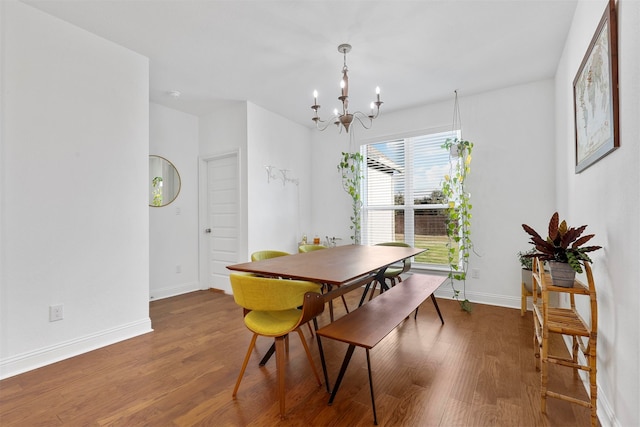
top-left (206, 153), bottom-right (239, 293)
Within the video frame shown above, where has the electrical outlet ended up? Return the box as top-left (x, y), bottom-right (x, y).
top-left (471, 268), bottom-right (480, 279)
top-left (176, 265), bottom-right (182, 274)
top-left (49, 305), bottom-right (64, 322)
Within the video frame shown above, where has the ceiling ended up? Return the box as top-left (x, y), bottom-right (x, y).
top-left (23, 0), bottom-right (578, 128)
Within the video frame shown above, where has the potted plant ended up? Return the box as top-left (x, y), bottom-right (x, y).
top-left (521, 212), bottom-right (601, 287)
top-left (441, 138), bottom-right (474, 312)
top-left (518, 248), bottom-right (536, 292)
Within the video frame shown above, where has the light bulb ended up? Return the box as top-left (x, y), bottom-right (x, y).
top-left (376, 86), bottom-right (380, 95)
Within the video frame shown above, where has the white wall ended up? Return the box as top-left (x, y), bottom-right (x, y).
top-left (246, 103), bottom-right (312, 255)
top-left (555, 1), bottom-right (640, 425)
top-left (149, 103), bottom-right (200, 300)
top-left (312, 80), bottom-right (557, 307)
top-left (199, 101), bottom-right (249, 156)
top-left (0, 1), bottom-right (151, 378)
top-left (310, 130), bottom-right (355, 244)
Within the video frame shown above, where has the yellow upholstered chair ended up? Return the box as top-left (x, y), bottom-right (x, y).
top-left (230, 273), bottom-right (324, 419)
top-left (376, 241), bottom-right (412, 287)
top-left (298, 244), bottom-right (326, 253)
top-left (251, 250), bottom-right (290, 261)
top-left (250, 249), bottom-right (314, 338)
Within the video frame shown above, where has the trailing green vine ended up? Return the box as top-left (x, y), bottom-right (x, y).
top-left (337, 151), bottom-right (364, 244)
top-left (441, 138), bottom-right (474, 312)
top-left (152, 176), bottom-right (163, 207)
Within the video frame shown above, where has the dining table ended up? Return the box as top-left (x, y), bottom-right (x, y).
top-left (226, 244), bottom-right (427, 391)
top-left (226, 243), bottom-right (425, 302)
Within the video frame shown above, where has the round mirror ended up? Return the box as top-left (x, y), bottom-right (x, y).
top-left (149, 155), bottom-right (181, 207)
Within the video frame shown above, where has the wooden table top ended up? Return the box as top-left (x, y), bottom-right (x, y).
top-left (226, 244), bottom-right (425, 286)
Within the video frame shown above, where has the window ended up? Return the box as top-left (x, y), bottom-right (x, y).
top-left (361, 130), bottom-right (459, 267)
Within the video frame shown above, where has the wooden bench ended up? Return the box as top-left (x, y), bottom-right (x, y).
top-left (316, 273), bottom-right (446, 425)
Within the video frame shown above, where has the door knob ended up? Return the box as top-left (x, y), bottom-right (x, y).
top-left (204, 228), bottom-right (212, 233)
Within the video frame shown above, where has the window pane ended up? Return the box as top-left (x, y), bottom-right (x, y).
top-left (365, 209), bottom-right (401, 243)
top-left (366, 142), bottom-right (403, 207)
top-left (413, 207), bottom-right (457, 265)
top-left (412, 134), bottom-right (452, 204)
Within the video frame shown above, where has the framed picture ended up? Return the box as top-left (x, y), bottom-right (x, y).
top-left (573, 0), bottom-right (619, 174)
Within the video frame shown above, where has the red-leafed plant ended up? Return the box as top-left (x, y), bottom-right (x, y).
top-left (521, 212), bottom-right (601, 273)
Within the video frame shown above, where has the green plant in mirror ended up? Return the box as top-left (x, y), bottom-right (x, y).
top-left (152, 176), bottom-right (163, 207)
top-left (441, 138), bottom-right (474, 312)
top-left (338, 151), bottom-right (364, 244)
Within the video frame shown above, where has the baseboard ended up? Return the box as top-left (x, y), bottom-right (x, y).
top-left (149, 281), bottom-right (202, 301)
top-left (0, 318), bottom-right (152, 380)
top-left (595, 381), bottom-right (616, 427)
top-left (560, 336), bottom-right (617, 427)
top-left (434, 285), bottom-right (522, 310)
top-left (406, 271), bottom-right (523, 310)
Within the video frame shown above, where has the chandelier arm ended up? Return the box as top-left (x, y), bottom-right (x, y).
top-left (369, 101), bottom-right (383, 119)
top-left (352, 111), bottom-right (373, 130)
top-left (314, 115), bottom-right (339, 131)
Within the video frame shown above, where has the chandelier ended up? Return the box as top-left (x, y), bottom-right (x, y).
top-left (311, 43), bottom-right (383, 133)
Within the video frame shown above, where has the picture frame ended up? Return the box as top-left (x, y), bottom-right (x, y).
top-left (573, 0), bottom-right (619, 174)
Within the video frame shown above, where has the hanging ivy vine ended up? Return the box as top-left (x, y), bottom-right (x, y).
top-left (337, 151), bottom-right (364, 244)
top-left (441, 138), bottom-right (474, 312)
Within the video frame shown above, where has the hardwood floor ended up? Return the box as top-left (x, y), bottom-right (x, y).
top-left (0, 290), bottom-right (596, 426)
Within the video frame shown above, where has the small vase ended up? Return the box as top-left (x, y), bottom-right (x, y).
top-left (548, 261), bottom-right (576, 288)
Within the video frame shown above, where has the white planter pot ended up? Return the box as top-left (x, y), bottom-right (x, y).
top-left (522, 268), bottom-right (534, 292)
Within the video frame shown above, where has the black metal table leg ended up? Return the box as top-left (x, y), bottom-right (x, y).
top-left (314, 317), bottom-right (331, 393)
top-left (327, 284), bottom-right (335, 322)
top-left (358, 282), bottom-right (373, 306)
top-left (327, 344), bottom-right (356, 405)
top-left (359, 268), bottom-right (388, 307)
top-left (375, 267), bottom-right (389, 294)
top-left (431, 294), bottom-right (445, 324)
top-left (366, 349), bottom-right (378, 425)
top-left (258, 343), bottom-right (276, 366)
